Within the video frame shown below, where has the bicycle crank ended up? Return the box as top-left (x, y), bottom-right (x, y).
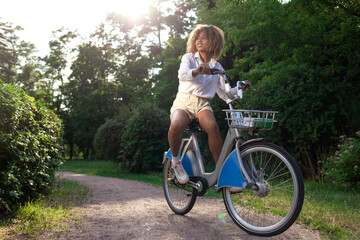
top-left (187, 176), bottom-right (208, 196)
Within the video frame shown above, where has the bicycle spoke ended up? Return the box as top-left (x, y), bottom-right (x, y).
top-left (270, 184), bottom-right (294, 191)
top-left (267, 159), bottom-right (285, 180)
top-left (223, 143), bottom-right (304, 236)
top-left (258, 152), bottom-right (274, 180)
top-left (267, 169), bottom-right (290, 181)
top-left (271, 178), bottom-right (293, 189)
top-left (163, 158), bottom-right (196, 215)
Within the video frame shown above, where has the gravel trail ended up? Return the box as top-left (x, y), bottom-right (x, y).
top-left (41, 172), bottom-right (320, 240)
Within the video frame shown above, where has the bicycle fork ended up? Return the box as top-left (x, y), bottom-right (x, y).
top-left (235, 140), bottom-right (260, 191)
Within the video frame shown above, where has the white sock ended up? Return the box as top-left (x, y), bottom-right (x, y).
top-left (172, 155), bottom-right (180, 164)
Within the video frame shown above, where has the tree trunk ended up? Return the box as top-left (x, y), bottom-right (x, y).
top-left (69, 143), bottom-right (73, 160)
top-left (306, 154), bottom-right (316, 180)
top-left (83, 148), bottom-right (89, 159)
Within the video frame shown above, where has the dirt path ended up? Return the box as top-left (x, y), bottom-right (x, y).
top-left (43, 172), bottom-right (320, 240)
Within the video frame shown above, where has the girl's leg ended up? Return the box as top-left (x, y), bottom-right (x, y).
top-left (197, 109), bottom-right (223, 164)
top-left (168, 109), bottom-right (191, 184)
top-left (168, 109), bottom-right (191, 158)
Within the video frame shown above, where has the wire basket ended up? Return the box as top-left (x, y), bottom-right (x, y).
top-left (223, 109), bottom-right (278, 130)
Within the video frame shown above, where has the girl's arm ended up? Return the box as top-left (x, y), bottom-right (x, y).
top-left (178, 53), bottom-right (211, 80)
top-left (178, 53), bottom-right (197, 81)
top-left (216, 75), bottom-right (237, 101)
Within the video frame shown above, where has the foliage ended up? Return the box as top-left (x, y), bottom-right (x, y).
top-left (243, 63), bottom-right (343, 178)
top-left (69, 88), bottom-right (117, 158)
top-left (323, 131), bottom-right (360, 188)
top-left (63, 43), bottom-right (119, 158)
top-left (2, 0), bottom-right (360, 179)
top-left (0, 21), bottom-right (21, 83)
top-left (118, 103), bottom-right (170, 173)
top-left (194, 0), bottom-right (360, 179)
top-left (41, 28), bottom-right (78, 113)
top-left (153, 58), bottom-right (181, 112)
top-left (153, 37), bottom-right (187, 112)
top-left (93, 108), bottom-right (130, 161)
top-left (0, 81), bottom-right (62, 214)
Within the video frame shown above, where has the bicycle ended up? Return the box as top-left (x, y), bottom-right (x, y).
top-left (162, 69), bottom-right (304, 237)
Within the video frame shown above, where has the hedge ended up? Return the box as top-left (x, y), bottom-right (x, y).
top-left (0, 80), bottom-right (62, 213)
top-left (118, 103), bottom-right (170, 173)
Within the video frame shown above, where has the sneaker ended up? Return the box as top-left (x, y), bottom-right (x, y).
top-left (230, 187), bottom-right (243, 194)
top-left (171, 161), bottom-right (189, 185)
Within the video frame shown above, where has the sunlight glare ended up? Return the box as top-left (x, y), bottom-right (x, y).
top-left (108, 0), bottom-right (153, 20)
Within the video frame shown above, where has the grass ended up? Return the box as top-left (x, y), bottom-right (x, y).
top-left (60, 159), bottom-right (163, 185)
top-left (300, 181), bottom-right (360, 239)
top-left (0, 179), bottom-right (90, 239)
top-left (60, 159), bottom-right (360, 239)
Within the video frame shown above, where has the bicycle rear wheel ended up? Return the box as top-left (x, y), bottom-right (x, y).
top-left (163, 158), bottom-right (197, 215)
top-left (222, 141), bottom-right (304, 236)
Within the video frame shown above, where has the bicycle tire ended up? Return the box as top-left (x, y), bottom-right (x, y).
top-left (222, 141), bottom-right (304, 236)
top-left (163, 157), bottom-right (197, 215)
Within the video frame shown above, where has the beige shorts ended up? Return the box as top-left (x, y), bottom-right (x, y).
top-left (170, 92), bottom-right (213, 120)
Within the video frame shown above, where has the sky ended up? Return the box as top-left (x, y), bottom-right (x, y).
top-left (1, 0), bottom-right (153, 56)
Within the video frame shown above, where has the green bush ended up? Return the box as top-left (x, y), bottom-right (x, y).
top-left (118, 103), bottom-right (170, 173)
top-left (242, 62), bottom-right (347, 179)
top-left (0, 81), bottom-right (62, 213)
top-left (323, 131), bottom-right (360, 189)
top-left (93, 109), bottom-right (130, 161)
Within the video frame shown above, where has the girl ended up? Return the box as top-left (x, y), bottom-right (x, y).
top-left (168, 24), bottom-right (238, 185)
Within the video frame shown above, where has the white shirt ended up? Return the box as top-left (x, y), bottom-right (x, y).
top-left (177, 52), bottom-right (233, 101)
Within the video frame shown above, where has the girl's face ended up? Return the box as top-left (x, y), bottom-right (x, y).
top-left (195, 31), bottom-right (210, 53)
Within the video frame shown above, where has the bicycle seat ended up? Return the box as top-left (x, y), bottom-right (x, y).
top-left (187, 118), bottom-right (202, 131)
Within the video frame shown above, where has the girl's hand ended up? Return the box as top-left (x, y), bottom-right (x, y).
top-left (192, 63), bottom-right (211, 77)
top-left (242, 80), bottom-right (252, 91)
top-left (199, 63), bottom-right (211, 75)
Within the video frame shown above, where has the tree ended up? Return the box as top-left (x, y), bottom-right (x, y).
top-left (297, 0), bottom-right (360, 18)
top-left (153, 37), bottom-right (187, 112)
top-left (42, 28), bottom-right (78, 113)
top-left (0, 20), bottom-right (43, 91)
top-left (193, 0), bottom-right (360, 179)
top-left (15, 55), bottom-right (42, 94)
top-left (164, 0), bottom-right (196, 38)
top-left (0, 20), bottom-right (22, 83)
top-left (93, 14), bottom-right (153, 105)
top-left (63, 42), bottom-right (118, 158)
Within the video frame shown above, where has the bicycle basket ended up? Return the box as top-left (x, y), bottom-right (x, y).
top-left (223, 109), bottom-right (278, 130)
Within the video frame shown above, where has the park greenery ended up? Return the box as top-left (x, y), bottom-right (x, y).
top-left (0, 0), bottom-right (359, 225)
top-left (0, 179), bottom-right (89, 239)
top-left (0, 82), bottom-right (62, 214)
top-left (323, 131), bottom-right (360, 187)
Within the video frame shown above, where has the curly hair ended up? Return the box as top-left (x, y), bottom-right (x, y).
top-left (186, 24), bottom-right (225, 60)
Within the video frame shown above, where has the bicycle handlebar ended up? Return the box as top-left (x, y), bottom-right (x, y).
top-left (210, 68), bottom-right (225, 75)
top-left (208, 68), bottom-right (251, 102)
top-left (198, 67), bottom-right (225, 75)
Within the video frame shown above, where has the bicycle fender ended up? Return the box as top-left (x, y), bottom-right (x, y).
top-left (217, 150), bottom-right (247, 190)
top-left (240, 138), bottom-right (264, 147)
top-left (163, 150), bottom-right (194, 176)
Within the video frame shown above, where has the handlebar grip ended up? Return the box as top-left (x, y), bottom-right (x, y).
top-left (210, 68), bottom-right (225, 75)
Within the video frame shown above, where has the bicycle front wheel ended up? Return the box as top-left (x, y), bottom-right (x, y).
top-left (222, 141), bottom-right (304, 237)
top-left (163, 157), bottom-right (197, 215)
